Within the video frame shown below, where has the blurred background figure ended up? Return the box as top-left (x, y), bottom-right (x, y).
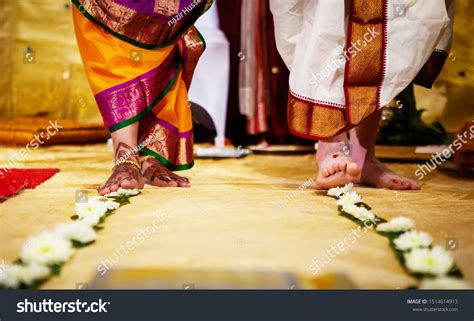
top-left (189, 2), bottom-right (230, 148)
top-left (217, 0), bottom-right (294, 148)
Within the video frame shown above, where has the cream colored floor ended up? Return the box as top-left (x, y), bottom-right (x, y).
top-left (0, 144), bottom-right (473, 289)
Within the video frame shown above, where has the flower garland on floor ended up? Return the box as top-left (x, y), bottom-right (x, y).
top-left (0, 188), bottom-right (140, 289)
top-left (328, 183), bottom-right (470, 289)
top-left (1, 184), bottom-right (470, 289)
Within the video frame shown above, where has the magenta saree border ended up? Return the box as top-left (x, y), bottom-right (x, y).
top-left (115, 0), bottom-right (199, 17)
top-left (95, 50), bottom-right (180, 129)
top-left (139, 118), bottom-right (194, 170)
top-left (155, 118), bottom-right (193, 139)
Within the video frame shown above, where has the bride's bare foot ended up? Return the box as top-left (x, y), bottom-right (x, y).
top-left (98, 163), bottom-right (144, 195)
top-left (98, 142), bottom-right (144, 195)
top-left (141, 156), bottom-right (190, 188)
top-left (315, 142), bottom-right (361, 189)
top-left (360, 156), bottom-right (421, 190)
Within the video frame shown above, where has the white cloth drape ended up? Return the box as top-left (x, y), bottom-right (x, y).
top-left (189, 4), bottom-right (230, 147)
top-left (270, 0), bottom-right (454, 109)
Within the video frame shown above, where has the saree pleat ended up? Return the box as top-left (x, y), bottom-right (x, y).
top-left (72, 0), bottom-right (212, 170)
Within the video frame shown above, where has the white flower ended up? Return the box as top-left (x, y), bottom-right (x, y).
top-left (405, 246), bottom-right (454, 276)
top-left (0, 264), bottom-right (51, 288)
top-left (76, 201), bottom-right (108, 226)
top-left (106, 188), bottom-right (140, 197)
top-left (54, 222), bottom-right (97, 244)
top-left (79, 212), bottom-right (102, 227)
top-left (76, 201), bottom-right (108, 217)
top-left (90, 196), bottom-right (120, 210)
top-left (344, 204), bottom-right (376, 222)
top-left (17, 264), bottom-right (50, 286)
top-left (336, 191), bottom-right (363, 210)
top-left (0, 265), bottom-right (20, 288)
top-left (20, 232), bottom-right (74, 266)
top-left (394, 231), bottom-right (432, 251)
top-left (376, 216), bottom-right (415, 233)
top-left (105, 200), bottom-right (120, 210)
top-left (420, 277), bottom-right (471, 290)
top-left (327, 183), bottom-right (353, 197)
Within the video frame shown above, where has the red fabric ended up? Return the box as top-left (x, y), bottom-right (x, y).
top-left (246, 0), bottom-right (269, 135)
top-left (0, 168), bottom-right (59, 202)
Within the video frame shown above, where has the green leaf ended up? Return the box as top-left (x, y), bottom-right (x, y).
top-left (13, 258), bottom-right (23, 265)
top-left (338, 211), bottom-right (376, 229)
top-left (356, 202), bottom-right (372, 210)
top-left (377, 231), bottom-right (404, 241)
top-left (448, 266), bottom-right (464, 278)
top-left (49, 264), bottom-right (63, 275)
top-left (72, 240), bottom-right (95, 248)
top-left (108, 196), bottom-right (131, 206)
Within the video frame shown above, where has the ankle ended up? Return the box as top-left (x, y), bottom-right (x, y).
top-left (113, 160), bottom-right (142, 175)
top-left (317, 141), bottom-right (350, 162)
top-left (114, 142), bottom-right (140, 164)
top-left (140, 155), bottom-right (160, 170)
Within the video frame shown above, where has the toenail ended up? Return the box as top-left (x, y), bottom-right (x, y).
top-left (332, 153), bottom-right (339, 158)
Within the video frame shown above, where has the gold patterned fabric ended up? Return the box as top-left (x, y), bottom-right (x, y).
top-left (73, 0), bottom-right (213, 49)
top-left (287, 96), bottom-right (346, 140)
top-left (344, 0), bottom-right (385, 126)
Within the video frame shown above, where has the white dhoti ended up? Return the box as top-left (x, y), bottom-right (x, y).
top-left (270, 0), bottom-right (454, 139)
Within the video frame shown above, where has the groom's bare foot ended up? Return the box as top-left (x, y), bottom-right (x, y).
top-left (141, 157), bottom-right (190, 188)
top-left (346, 109), bottom-right (421, 190)
top-left (360, 156), bottom-right (421, 190)
top-left (315, 147), bottom-right (361, 189)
